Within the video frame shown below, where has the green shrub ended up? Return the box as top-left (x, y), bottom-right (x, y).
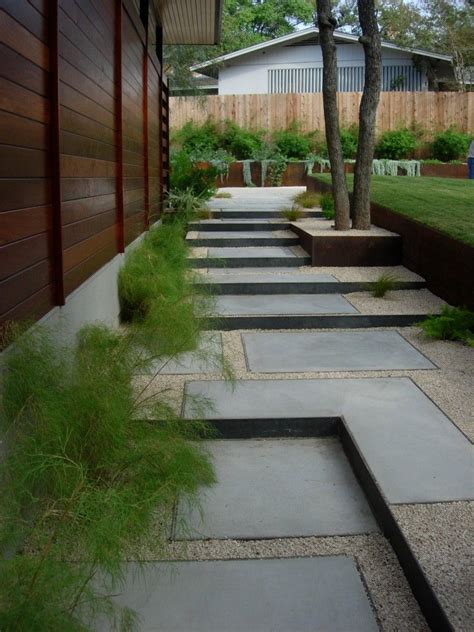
top-left (340, 125), bottom-right (358, 159)
top-left (375, 129), bottom-right (417, 159)
top-left (321, 193), bottom-right (335, 219)
top-left (418, 306), bottom-right (474, 345)
top-left (220, 121), bottom-right (263, 159)
top-left (371, 273), bottom-right (400, 298)
top-left (431, 129), bottom-right (471, 162)
top-left (294, 191), bottom-right (321, 208)
top-left (174, 120), bottom-right (219, 153)
top-left (273, 129), bottom-right (311, 159)
top-left (166, 189), bottom-right (207, 225)
top-left (118, 223), bottom-right (211, 356)
top-left (0, 323), bottom-right (215, 630)
top-left (170, 149), bottom-right (217, 198)
top-left (306, 129), bottom-right (327, 156)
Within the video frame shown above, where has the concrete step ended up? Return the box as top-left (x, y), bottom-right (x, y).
top-left (213, 209), bottom-right (323, 219)
top-left (186, 230), bottom-right (300, 248)
top-left (184, 377), bottom-right (472, 504)
top-left (207, 312), bottom-right (432, 330)
top-left (188, 220), bottom-right (291, 231)
top-left (111, 558), bottom-right (379, 632)
top-left (195, 271), bottom-right (426, 295)
top-left (189, 246), bottom-right (311, 269)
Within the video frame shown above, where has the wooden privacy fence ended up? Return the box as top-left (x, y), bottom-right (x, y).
top-left (170, 92), bottom-right (474, 133)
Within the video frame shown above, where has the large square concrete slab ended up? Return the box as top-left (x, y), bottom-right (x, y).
top-left (175, 437), bottom-right (378, 539)
top-left (243, 331), bottom-right (436, 372)
top-left (102, 557), bottom-right (379, 632)
top-left (215, 294), bottom-right (357, 316)
top-left (185, 378), bottom-right (473, 504)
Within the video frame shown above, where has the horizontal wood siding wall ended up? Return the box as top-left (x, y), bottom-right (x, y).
top-left (0, 0), bottom-right (54, 327)
top-left (0, 0), bottom-right (169, 333)
top-left (170, 92), bottom-right (474, 134)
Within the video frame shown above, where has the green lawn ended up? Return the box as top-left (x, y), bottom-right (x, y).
top-left (313, 175), bottom-right (474, 247)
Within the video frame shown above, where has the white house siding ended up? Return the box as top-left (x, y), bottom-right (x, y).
top-left (218, 42), bottom-right (427, 95)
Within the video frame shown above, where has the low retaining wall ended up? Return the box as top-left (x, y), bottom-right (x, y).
top-left (307, 177), bottom-right (474, 309)
top-left (213, 161), bottom-right (468, 188)
top-left (291, 224), bottom-right (402, 267)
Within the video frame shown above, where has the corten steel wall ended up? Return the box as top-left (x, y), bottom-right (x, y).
top-left (307, 176), bottom-right (474, 309)
top-left (0, 0), bottom-right (169, 332)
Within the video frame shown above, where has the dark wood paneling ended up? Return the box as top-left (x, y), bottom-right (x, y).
top-left (0, 179), bottom-right (51, 212)
top-left (0, 233), bottom-right (50, 281)
top-left (60, 131), bottom-right (116, 161)
top-left (63, 225), bottom-right (115, 271)
top-left (0, 111), bottom-right (49, 149)
top-left (62, 192), bottom-right (116, 224)
top-left (0, 206), bottom-right (52, 245)
top-left (0, 42), bottom-right (48, 96)
top-left (1, 0), bottom-right (168, 327)
top-left (0, 146), bottom-right (48, 178)
top-left (62, 209), bottom-right (116, 248)
top-left (60, 107), bottom-right (115, 144)
top-left (62, 177), bottom-right (116, 201)
top-left (0, 9), bottom-right (49, 69)
top-left (0, 76), bottom-right (49, 122)
top-left (0, 259), bottom-right (51, 315)
top-left (1, 1), bottom-right (48, 41)
top-left (60, 155), bottom-right (116, 178)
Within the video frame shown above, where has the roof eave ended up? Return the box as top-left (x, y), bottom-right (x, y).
top-left (192, 25), bottom-right (452, 71)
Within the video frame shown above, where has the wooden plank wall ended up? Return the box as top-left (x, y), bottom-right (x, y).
top-left (0, 0), bottom-right (169, 333)
top-left (170, 92), bottom-right (474, 134)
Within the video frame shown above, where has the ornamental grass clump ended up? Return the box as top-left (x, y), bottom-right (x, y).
top-left (418, 306), bottom-right (474, 345)
top-left (371, 273), bottom-right (400, 298)
top-left (281, 206), bottom-right (303, 221)
top-left (0, 324), bottom-right (216, 630)
top-left (293, 191), bottom-right (321, 208)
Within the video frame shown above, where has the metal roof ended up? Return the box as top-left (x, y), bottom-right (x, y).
top-left (192, 25), bottom-right (452, 74)
top-left (155, 0), bottom-right (223, 45)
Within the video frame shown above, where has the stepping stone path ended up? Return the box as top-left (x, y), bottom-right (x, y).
top-left (115, 188), bottom-right (471, 630)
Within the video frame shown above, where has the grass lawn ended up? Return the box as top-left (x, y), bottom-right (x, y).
top-left (313, 175), bottom-right (474, 247)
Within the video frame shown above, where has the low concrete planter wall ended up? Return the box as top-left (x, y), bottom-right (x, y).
top-left (291, 223), bottom-right (402, 267)
top-left (211, 161), bottom-right (467, 187)
top-left (307, 176), bottom-right (474, 309)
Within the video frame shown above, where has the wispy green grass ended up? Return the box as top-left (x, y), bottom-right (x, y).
top-left (0, 323), bottom-right (216, 629)
top-left (312, 175), bottom-right (474, 246)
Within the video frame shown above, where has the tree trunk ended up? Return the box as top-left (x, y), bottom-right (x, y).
top-left (316, 1), bottom-right (350, 231)
top-left (351, 0), bottom-right (382, 230)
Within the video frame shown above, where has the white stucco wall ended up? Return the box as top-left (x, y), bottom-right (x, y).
top-left (218, 43), bottom-right (418, 95)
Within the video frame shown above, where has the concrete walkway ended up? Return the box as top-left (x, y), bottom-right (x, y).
top-left (115, 187), bottom-right (472, 631)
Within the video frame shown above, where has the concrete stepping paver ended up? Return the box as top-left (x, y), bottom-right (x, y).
top-left (104, 557), bottom-right (379, 632)
top-left (215, 294), bottom-right (357, 316)
top-left (207, 246), bottom-right (300, 258)
top-left (175, 438), bottom-right (378, 539)
top-left (202, 271), bottom-right (337, 284)
top-left (242, 331), bottom-right (436, 372)
top-left (184, 377), bottom-right (473, 504)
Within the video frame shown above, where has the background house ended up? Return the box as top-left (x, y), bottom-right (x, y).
top-left (193, 26), bottom-right (454, 95)
top-left (0, 0), bottom-right (222, 342)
